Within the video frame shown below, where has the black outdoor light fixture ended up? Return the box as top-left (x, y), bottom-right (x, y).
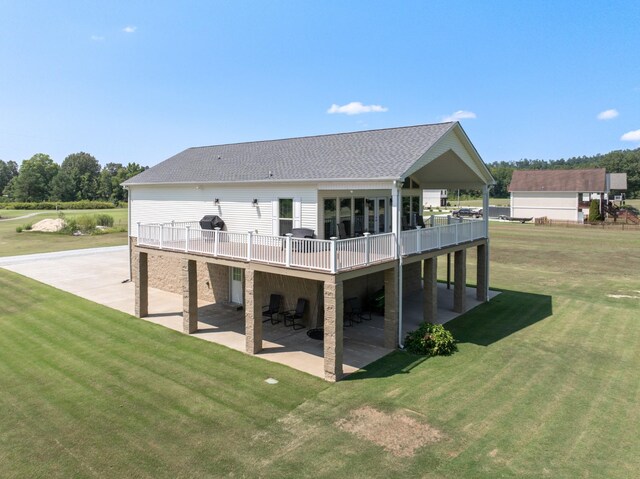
top-left (214, 198), bottom-right (220, 205)
top-left (252, 198), bottom-right (259, 206)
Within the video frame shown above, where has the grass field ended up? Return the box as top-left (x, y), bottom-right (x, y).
top-left (1, 223), bottom-right (639, 477)
top-left (0, 208), bottom-right (128, 256)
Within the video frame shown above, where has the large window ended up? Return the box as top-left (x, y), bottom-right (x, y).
top-left (323, 198), bottom-right (336, 238)
top-left (402, 195), bottom-right (422, 227)
top-left (340, 198), bottom-right (352, 236)
top-left (353, 198), bottom-right (365, 236)
top-left (366, 198), bottom-right (375, 233)
top-left (279, 198), bottom-right (293, 235)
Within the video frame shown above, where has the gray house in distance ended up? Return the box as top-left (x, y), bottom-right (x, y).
top-left (123, 122), bottom-right (495, 381)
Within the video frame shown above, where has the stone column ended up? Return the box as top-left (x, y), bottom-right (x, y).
top-left (182, 259), bottom-right (198, 334)
top-left (423, 257), bottom-right (438, 322)
top-left (324, 278), bottom-right (344, 382)
top-left (476, 243), bottom-right (488, 302)
top-left (135, 251), bottom-right (148, 318)
top-left (384, 265), bottom-right (399, 348)
top-left (245, 269), bottom-right (263, 354)
top-left (454, 249), bottom-right (467, 313)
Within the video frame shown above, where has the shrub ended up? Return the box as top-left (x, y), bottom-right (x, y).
top-left (404, 322), bottom-right (457, 356)
top-left (95, 214), bottom-right (114, 227)
top-left (15, 223), bottom-right (33, 233)
top-left (589, 199), bottom-right (602, 222)
top-left (75, 215), bottom-right (97, 232)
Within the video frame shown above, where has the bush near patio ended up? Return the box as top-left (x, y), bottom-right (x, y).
top-left (404, 322), bottom-right (457, 356)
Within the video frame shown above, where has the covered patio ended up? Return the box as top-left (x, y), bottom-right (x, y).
top-left (136, 281), bottom-right (497, 379)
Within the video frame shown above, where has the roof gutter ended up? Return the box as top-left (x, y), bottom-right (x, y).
top-left (122, 177), bottom-right (401, 187)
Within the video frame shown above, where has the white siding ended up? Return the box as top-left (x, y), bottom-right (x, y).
top-left (511, 192), bottom-right (579, 221)
top-left (130, 183), bottom-right (317, 236)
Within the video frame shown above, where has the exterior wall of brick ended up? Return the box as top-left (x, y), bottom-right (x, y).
top-left (259, 272), bottom-right (322, 328)
top-left (130, 238), bottom-right (228, 304)
top-left (323, 279), bottom-right (344, 382)
top-left (402, 261), bottom-right (422, 295)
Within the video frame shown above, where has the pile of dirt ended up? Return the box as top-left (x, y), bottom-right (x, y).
top-left (30, 218), bottom-right (66, 232)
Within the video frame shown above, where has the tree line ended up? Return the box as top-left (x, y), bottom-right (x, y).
top-left (487, 147), bottom-right (640, 198)
top-left (0, 152), bottom-right (147, 203)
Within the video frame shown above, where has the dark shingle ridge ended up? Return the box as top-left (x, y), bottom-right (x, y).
top-left (185, 121), bottom-right (455, 151)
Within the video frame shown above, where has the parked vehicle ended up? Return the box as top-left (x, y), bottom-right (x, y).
top-left (453, 208), bottom-right (482, 218)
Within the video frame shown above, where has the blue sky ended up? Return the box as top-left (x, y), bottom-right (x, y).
top-left (1, 1), bottom-right (639, 167)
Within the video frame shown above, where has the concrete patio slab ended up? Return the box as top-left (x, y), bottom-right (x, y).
top-left (1, 247), bottom-right (497, 379)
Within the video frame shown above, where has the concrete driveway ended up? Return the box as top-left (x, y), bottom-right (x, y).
top-left (1, 247), bottom-right (496, 379)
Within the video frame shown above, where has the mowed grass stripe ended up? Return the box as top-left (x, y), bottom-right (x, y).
top-left (0, 269), bottom-right (327, 477)
top-left (1, 271), bottom-right (322, 411)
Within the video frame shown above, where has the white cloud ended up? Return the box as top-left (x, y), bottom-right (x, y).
top-left (442, 110), bottom-right (477, 122)
top-left (597, 109), bottom-right (619, 120)
top-left (621, 129), bottom-right (640, 142)
top-left (327, 102), bottom-right (388, 115)
top-left (123, 25), bottom-right (137, 33)
top-left (90, 35), bottom-right (105, 41)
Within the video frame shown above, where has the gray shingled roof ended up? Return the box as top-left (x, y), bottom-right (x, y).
top-left (123, 122), bottom-right (456, 185)
top-left (509, 169), bottom-right (606, 192)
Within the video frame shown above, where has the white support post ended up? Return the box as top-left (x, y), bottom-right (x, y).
top-left (185, 225), bottom-right (190, 252)
top-left (363, 232), bottom-right (371, 264)
top-left (213, 227), bottom-right (220, 257)
top-left (482, 184), bottom-right (490, 238)
top-left (330, 237), bottom-right (337, 273)
top-left (247, 231), bottom-right (253, 260)
top-left (437, 225), bottom-right (442, 249)
top-left (159, 224), bottom-right (164, 249)
top-left (416, 225), bottom-right (422, 253)
top-left (285, 233), bottom-right (293, 267)
top-left (455, 223), bottom-right (459, 244)
top-left (430, 215), bottom-right (435, 227)
top-left (136, 222), bottom-right (141, 240)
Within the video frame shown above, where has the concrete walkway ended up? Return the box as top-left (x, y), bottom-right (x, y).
top-left (1, 247), bottom-right (497, 379)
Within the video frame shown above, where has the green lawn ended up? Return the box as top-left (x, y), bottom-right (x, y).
top-left (1, 223), bottom-right (639, 477)
top-left (0, 208), bottom-right (128, 256)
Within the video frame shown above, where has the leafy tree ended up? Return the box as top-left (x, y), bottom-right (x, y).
top-left (7, 154), bottom-right (59, 201)
top-left (488, 165), bottom-right (514, 198)
top-left (51, 152), bottom-right (101, 201)
top-left (97, 162), bottom-right (123, 201)
top-left (0, 160), bottom-right (19, 195)
top-left (97, 162), bottom-right (147, 202)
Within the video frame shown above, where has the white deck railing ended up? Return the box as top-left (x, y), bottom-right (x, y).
top-left (136, 218), bottom-right (485, 273)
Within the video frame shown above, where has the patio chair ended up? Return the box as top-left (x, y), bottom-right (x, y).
top-left (402, 216), bottom-right (416, 230)
top-left (262, 294), bottom-right (283, 324)
top-left (283, 298), bottom-right (308, 330)
top-left (416, 215), bottom-right (426, 228)
top-left (338, 222), bottom-right (348, 239)
top-left (345, 296), bottom-right (371, 324)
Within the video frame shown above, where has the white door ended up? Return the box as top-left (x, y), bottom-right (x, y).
top-left (230, 267), bottom-right (243, 304)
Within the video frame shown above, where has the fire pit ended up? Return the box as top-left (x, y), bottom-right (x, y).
top-left (306, 328), bottom-right (324, 341)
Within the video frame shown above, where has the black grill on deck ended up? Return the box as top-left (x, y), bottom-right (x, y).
top-left (199, 215), bottom-right (225, 230)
